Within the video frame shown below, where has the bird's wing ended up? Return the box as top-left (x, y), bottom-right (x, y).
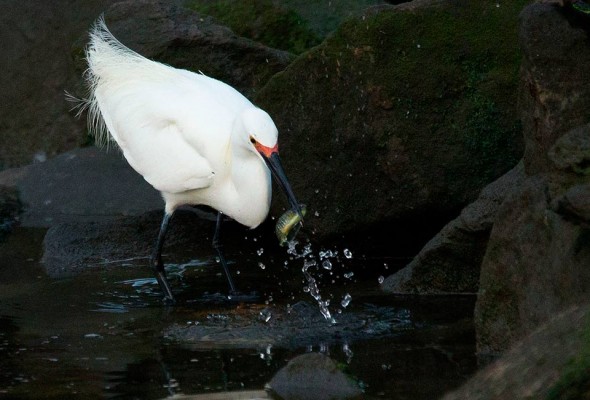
top-left (84, 19), bottom-right (251, 194)
top-left (95, 81), bottom-right (217, 194)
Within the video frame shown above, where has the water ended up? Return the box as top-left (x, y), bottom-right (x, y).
top-left (0, 228), bottom-right (477, 399)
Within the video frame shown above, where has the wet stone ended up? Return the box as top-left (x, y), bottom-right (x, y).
top-left (164, 301), bottom-right (411, 349)
top-left (267, 352), bottom-right (363, 400)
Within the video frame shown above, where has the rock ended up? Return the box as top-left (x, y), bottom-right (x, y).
top-left (0, 185), bottom-right (22, 241)
top-left (0, 0), bottom-right (292, 170)
top-left (41, 208), bottom-right (236, 278)
top-left (255, 0), bottom-right (525, 239)
top-left (473, 2), bottom-right (590, 359)
top-left (266, 353), bottom-right (363, 400)
top-left (548, 123), bottom-right (590, 175)
top-left (164, 301), bottom-right (412, 349)
top-left (519, 2), bottom-right (590, 175)
top-left (443, 303), bottom-right (590, 400)
top-left (382, 162), bottom-right (525, 294)
top-left (84, 0), bottom-right (293, 99)
top-left (553, 183), bottom-right (590, 223)
top-left (0, 0), bottom-right (120, 169)
top-left (475, 164), bottom-right (590, 358)
top-left (0, 147), bottom-right (162, 227)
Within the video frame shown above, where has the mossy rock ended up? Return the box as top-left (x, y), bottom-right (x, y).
top-left (255, 0), bottom-right (528, 238)
top-left (187, 0), bottom-right (322, 54)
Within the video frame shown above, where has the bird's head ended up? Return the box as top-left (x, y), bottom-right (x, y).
top-left (241, 108), bottom-right (303, 219)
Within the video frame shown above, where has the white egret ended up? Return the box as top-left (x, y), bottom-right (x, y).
top-left (82, 18), bottom-right (303, 303)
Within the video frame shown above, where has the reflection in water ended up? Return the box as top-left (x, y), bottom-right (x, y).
top-left (0, 228), bottom-right (477, 399)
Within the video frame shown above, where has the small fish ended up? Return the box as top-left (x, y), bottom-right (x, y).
top-left (276, 204), bottom-right (306, 246)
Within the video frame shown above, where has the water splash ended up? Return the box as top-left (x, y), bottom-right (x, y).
top-left (302, 258), bottom-right (336, 324)
top-left (341, 293), bottom-right (352, 308)
top-left (343, 343), bottom-right (354, 364)
top-left (259, 308), bottom-right (272, 323)
top-left (343, 248), bottom-right (353, 259)
top-left (283, 241), bottom-right (361, 323)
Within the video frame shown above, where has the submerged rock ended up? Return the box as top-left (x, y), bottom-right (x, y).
top-left (267, 353), bottom-right (363, 400)
top-left (164, 301), bottom-right (412, 349)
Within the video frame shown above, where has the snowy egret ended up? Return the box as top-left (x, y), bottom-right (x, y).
top-left (81, 18), bottom-right (303, 302)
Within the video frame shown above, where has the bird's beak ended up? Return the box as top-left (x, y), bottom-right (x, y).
top-left (256, 143), bottom-right (303, 219)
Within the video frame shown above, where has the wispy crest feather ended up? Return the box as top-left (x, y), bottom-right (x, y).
top-left (82, 16), bottom-right (176, 147)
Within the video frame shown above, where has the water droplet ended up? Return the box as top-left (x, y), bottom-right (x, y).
top-left (343, 272), bottom-right (354, 279)
top-left (84, 333), bottom-right (102, 339)
top-left (322, 260), bottom-right (332, 270)
top-left (343, 248), bottom-right (353, 259)
top-left (259, 309), bottom-right (272, 323)
top-left (319, 249), bottom-right (337, 260)
top-left (343, 343), bottom-right (354, 364)
top-left (378, 275), bottom-right (384, 284)
top-left (341, 293), bottom-right (352, 308)
top-left (314, 211), bottom-right (320, 217)
top-left (256, 248), bottom-right (264, 256)
top-left (258, 262), bottom-right (266, 270)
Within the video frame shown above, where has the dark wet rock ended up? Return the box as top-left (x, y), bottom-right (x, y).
top-left (164, 301), bottom-right (411, 349)
top-left (255, 0), bottom-right (525, 239)
top-left (472, 2), bottom-right (590, 359)
top-left (381, 2), bottom-right (590, 360)
top-left (443, 303), bottom-right (590, 400)
top-left (0, 0), bottom-right (120, 169)
top-left (548, 122), bottom-right (590, 175)
top-left (382, 162), bottom-right (526, 294)
top-left (188, 0), bottom-right (322, 55)
top-left (552, 183), bottom-right (590, 223)
top-left (0, 147), bottom-right (162, 228)
top-left (475, 168), bottom-right (590, 358)
top-left (0, 185), bottom-right (22, 242)
top-left (41, 208), bottom-right (238, 278)
top-left (519, 2), bottom-right (590, 175)
top-left (79, 0), bottom-right (294, 99)
top-left (266, 353), bottom-right (363, 400)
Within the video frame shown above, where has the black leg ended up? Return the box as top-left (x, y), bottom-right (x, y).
top-left (151, 211), bottom-right (176, 303)
top-left (212, 212), bottom-right (237, 294)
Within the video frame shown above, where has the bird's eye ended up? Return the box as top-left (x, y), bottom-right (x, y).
top-left (250, 137), bottom-right (256, 144)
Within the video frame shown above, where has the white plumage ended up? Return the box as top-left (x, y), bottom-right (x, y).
top-left (84, 18), bottom-right (281, 228)
top-left (81, 18), bottom-right (302, 302)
